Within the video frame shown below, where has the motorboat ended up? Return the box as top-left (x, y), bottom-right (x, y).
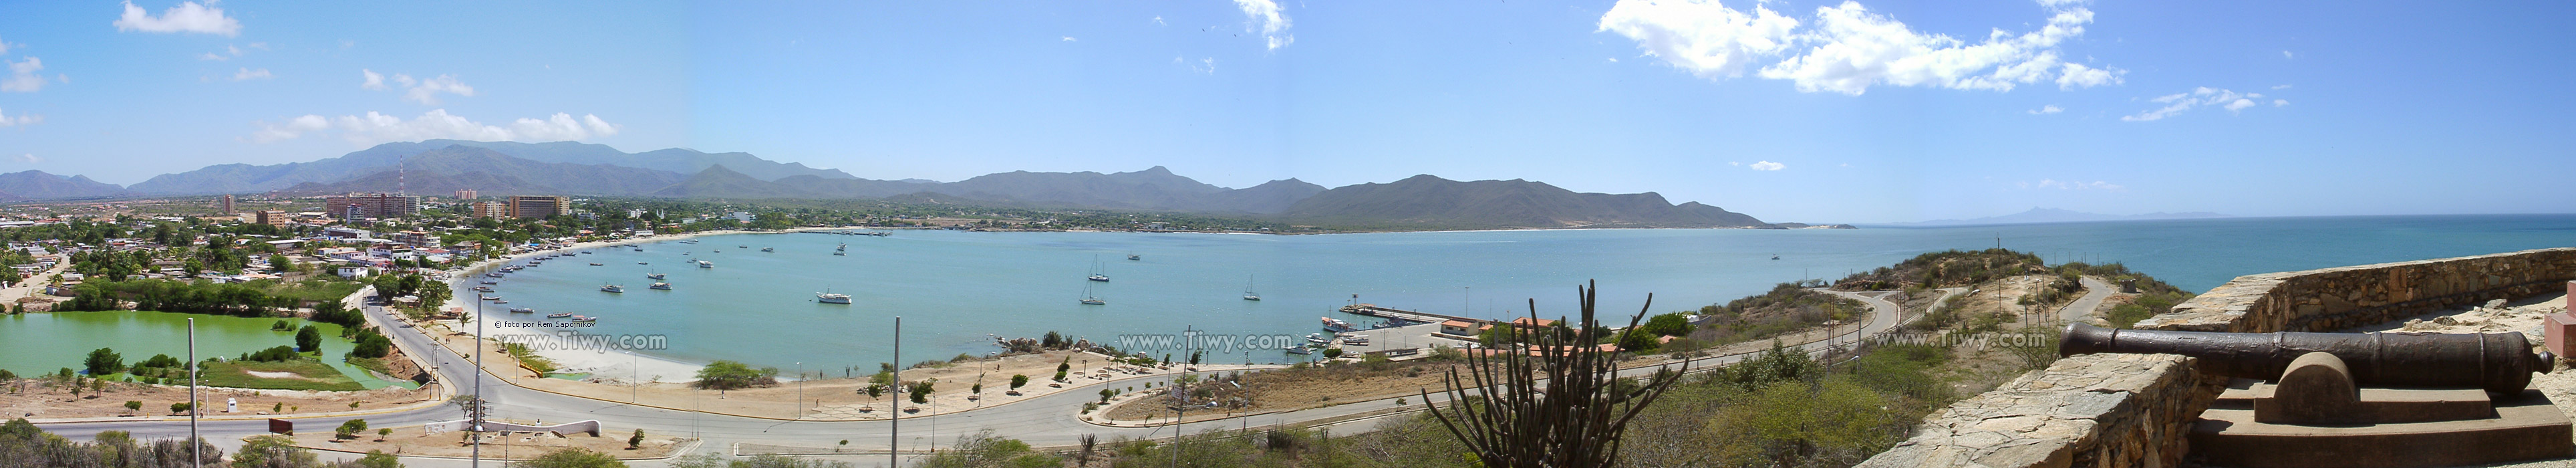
top-left (1284, 345), bottom-right (1312, 355)
top-left (646, 272), bottom-right (666, 279)
top-left (1304, 334), bottom-right (1330, 344)
top-left (546, 312), bottom-right (574, 318)
top-left (1127, 253), bottom-right (1140, 261)
top-left (696, 260), bottom-right (714, 268)
top-left (649, 282), bottom-right (672, 290)
top-left (817, 291), bottom-right (852, 304)
top-left (491, 299), bottom-right (509, 304)
top-left (761, 247), bottom-right (774, 253)
top-left (1322, 318), bottom-right (1356, 333)
top-left (569, 316), bottom-right (598, 322)
top-left (508, 308), bottom-right (534, 314)
top-left (600, 284), bottom-right (625, 293)
top-left (589, 262), bottom-right (603, 266)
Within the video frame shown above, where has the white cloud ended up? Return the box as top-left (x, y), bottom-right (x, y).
top-left (2029, 104), bottom-right (2063, 114)
top-left (1759, 3), bottom-right (2116, 94)
top-left (1062, 36), bottom-right (1077, 42)
top-left (360, 70), bottom-right (386, 90)
top-left (113, 1), bottom-right (242, 36)
top-left (2281, 50), bottom-right (2293, 59)
top-left (0, 108), bottom-right (40, 127)
top-left (392, 74), bottom-right (474, 105)
top-left (2, 57), bottom-right (45, 92)
top-left (11, 154), bottom-right (37, 164)
top-left (0, 37), bottom-right (12, 55)
top-left (1153, 16), bottom-right (1166, 26)
top-left (2121, 87), bottom-right (2285, 122)
top-left (1748, 160), bottom-right (1785, 170)
top-left (2271, 84), bottom-right (2292, 90)
top-left (1603, 0), bottom-right (2121, 95)
top-left (1597, 0), bottom-right (1800, 80)
top-left (232, 68), bottom-right (271, 81)
top-left (1233, 0), bottom-right (1293, 50)
top-left (252, 110), bottom-right (621, 145)
top-left (1178, 56), bottom-right (1215, 75)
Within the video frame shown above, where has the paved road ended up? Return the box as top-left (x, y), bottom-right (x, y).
top-left (38, 284), bottom-right (1966, 467)
top-left (2059, 277), bottom-right (2118, 325)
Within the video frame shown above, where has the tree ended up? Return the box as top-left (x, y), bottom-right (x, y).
top-left (1009, 374), bottom-right (1029, 390)
top-left (84, 347), bottom-right (124, 376)
top-left (909, 381), bottom-right (934, 404)
top-left (267, 254), bottom-right (292, 272)
top-left (335, 419), bottom-right (368, 440)
top-left (694, 360), bottom-right (777, 390)
top-left (863, 384), bottom-right (885, 400)
top-left (518, 447), bottom-right (628, 468)
top-left (356, 450), bottom-right (403, 468)
top-left (377, 428), bottom-right (392, 442)
top-left (1640, 312), bottom-right (1693, 337)
top-left (970, 382), bottom-right (983, 396)
top-left (1322, 348), bottom-right (1344, 359)
top-left (628, 429), bottom-right (646, 449)
top-left (170, 402), bottom-right (192, 415)
top-left (233, 434), bottom-right (317, 468)
top-left (294, 325), bottom-right (321, 353)
top-left (1425, 281), bottom-right (1687, 468)
top-left (1098, 388), bottom-right (1116, 404)
top-left (124, 400), bottom-right (142, 414)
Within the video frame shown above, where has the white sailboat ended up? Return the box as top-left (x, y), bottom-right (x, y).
top-left (1242, 275), bottom-right (1260, 301)
top-left (1079, 283), bottom-right (1105, 305)
top-left (1087, 255), bottom-right (1109, 282)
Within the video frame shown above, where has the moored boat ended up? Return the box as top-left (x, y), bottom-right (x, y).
top-left (817, 291), bottom-right (852, 304)
top-left (649, 282), bottom-right (672, 290)
top-left (546, 312), bottom-right (574, 318)
top-left (600, 284), bottom-right (625, 293)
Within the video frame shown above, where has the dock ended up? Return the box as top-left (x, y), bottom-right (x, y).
top-left (1339, 304), bottom-right (1475, 326)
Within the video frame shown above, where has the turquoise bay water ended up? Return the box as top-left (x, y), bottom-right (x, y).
top-left (471, 214), bottom-right (2576, 370)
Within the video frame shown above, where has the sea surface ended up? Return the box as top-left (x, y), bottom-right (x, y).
top-left (448, 214), bottom-right (2576, 372)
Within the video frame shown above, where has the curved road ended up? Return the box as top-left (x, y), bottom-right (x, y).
top-left (38, 285), bottom-right (1985, 467)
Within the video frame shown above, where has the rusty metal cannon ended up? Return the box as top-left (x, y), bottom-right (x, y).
top-left (2059, 323), bottom-right (2553, 393)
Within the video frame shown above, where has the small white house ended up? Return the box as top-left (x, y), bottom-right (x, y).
top-left (335, 265), bottom-right (372, 278)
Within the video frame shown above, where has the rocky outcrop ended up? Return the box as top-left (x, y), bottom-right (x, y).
top-left (2141, 247), bottom-right (2576, 333)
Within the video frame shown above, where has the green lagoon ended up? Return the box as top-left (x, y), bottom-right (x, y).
top-left (0, 310), bottom-right (409, 389)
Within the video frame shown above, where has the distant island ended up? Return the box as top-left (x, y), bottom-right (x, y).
top-left (0, 140), bottom-right (1848, 232)
top-left (1888, 207), bottom-right (2231, 227)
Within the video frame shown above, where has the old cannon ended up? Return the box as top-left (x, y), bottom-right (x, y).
top-left (2059, 322), bottom-right (2552, 393)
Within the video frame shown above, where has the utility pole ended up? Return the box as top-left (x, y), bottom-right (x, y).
top-left (1172, 324), bottom-right (1194, 468)
top-left (890, 316), bottom-right (901, 468)
top-left (473, 291), bottom-right (484, 467)
top-left (188, 318), bottom-right (198, 468)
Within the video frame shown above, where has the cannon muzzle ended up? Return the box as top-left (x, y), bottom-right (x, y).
top-left (2059, 323), bottom-right (2551, 393)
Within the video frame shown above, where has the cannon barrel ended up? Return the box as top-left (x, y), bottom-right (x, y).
top-left (2059, 323), bottom-right (2551, 393)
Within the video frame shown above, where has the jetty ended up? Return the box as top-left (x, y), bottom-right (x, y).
top-left (1337, 304), bottom-right (1463, 326)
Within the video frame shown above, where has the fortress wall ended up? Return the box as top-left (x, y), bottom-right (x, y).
top-left (1861, 247), bottom-right (2576, 467)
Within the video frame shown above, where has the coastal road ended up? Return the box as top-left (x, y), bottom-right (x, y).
top-left (40, 281), bottom-right (1956, 467)
top-left (2058, 277), bottom-right (2118, 326)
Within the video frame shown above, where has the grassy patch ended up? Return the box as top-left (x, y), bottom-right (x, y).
top-left (197, 358), bottom-right (365, 391)
top-left (498, 342), bottom-right (557, 376)
top-left (343, 356), bottom-right (396, 379)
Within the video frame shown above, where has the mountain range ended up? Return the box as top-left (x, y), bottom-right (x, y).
top-left (2, 140), bottom-right (1793, 229)
top-left (1894, 208), bottom-right (2231, 226)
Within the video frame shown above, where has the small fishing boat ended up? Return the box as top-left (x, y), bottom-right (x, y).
top-left (589, 262), bottom-right (603, 266)
top-left (509, 308), bottom-right (534, 314)
top-left (1305, 333), bottom-right (1330, 344)
top-left (761, 247), bottom-right (774, 253)
top-left (600, 284), bottom-right (625, 293)
top-left (1284, 345), bottom-right (1312, 355)
top-left (546, 312), bottom-right (574, 318)
top-left (569, 316), bottom-right (597, 322)
top-left (649, 282), bottom-right (672, 290)
top-left (646, 272), bottom-right (666, 279)
top-left (817, 290), bottom-right (851, 304)
top-left (1322, 317), bottom-right (1356, 333)
top-left (491, 299), bottom-right (509, 304)
top-left (697, 260), bottom-right (714, 268)
top-left (1127, 253), bottom-right (1140, 261)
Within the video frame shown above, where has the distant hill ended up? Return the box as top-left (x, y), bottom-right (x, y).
top-left (0, 170), bottom-right (134, 201)
top-left (1898, 208), bottom-right (2231, 226)
top-left (130, 140), bottom-right (851, 195)
top-left (275, 145), bottom-right (690, 197)
top-left (1279, 174), bottom-right (1770, 229)
top-left (650, 164), bottom-right (821, 199)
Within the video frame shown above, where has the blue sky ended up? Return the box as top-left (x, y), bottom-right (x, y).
top-left (0, 1), bottom-right (2570, 223)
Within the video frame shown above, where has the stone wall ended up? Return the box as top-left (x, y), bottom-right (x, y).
top-left (1858, 247), bottom-right (2576, 467)
top-left (1860, 354), bottom-right (2212, 468)
top-left (2138, 247), bottom-right (2576, 333)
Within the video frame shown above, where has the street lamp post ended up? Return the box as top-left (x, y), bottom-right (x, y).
top-left (188, 318), bottom-right (197, 468)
